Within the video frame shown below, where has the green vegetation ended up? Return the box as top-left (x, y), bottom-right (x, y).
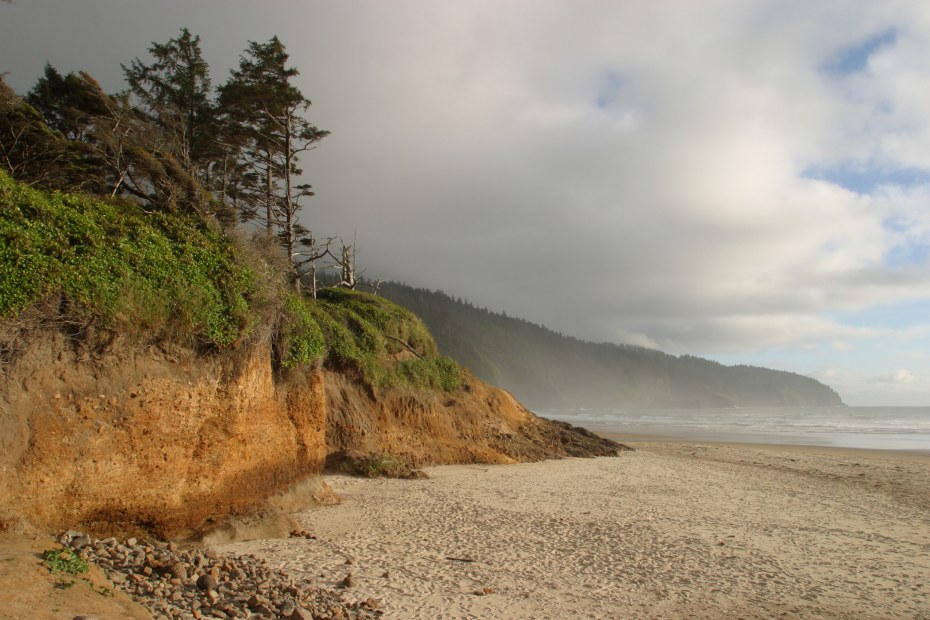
top-left (41, 548), bottom-right (89, 576)
top-left (0, 172), bottom-right (460, 391)
top-left (311, 288), bottom-right (462, 390)
top-left (278, 292), bottom-right (326, 368)
top-left (0, 170), bottom-right (254, 348)
top-left (340, 453), bottom-right (410, 478)
top-left (41, 547), bottom-right (113, 594)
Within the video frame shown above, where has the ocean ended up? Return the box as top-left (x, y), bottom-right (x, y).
top-left (541, 406), bottom-right (930, 452)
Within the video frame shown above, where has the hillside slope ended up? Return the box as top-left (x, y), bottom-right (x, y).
top-left (377, 282), bottom-right (844, 410)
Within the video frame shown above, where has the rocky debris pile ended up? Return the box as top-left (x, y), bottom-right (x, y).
top-left (59, 531), bottom-right (381, 620)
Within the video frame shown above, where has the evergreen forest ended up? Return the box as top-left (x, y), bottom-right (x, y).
top-left (378, 282), bottom-right (845, 409)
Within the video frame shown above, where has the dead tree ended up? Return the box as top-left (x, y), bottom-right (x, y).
top-left (339, 242), bottom-right (357, 289)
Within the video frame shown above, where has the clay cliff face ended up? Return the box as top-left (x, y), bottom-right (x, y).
top-left (1, 330), bottom-right (622, 539)
top-left (325, 370), bottom-right (623, 467)
top-left (0, 330), bottom-right (327, 539)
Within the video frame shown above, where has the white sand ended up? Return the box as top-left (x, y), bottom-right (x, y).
top-left (218, 443), bottom-right (930, 619)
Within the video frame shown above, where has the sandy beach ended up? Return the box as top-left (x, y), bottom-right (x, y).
top-left (218, 442), bottom-right (930, 619)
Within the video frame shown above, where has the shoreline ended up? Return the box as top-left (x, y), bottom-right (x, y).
top-left (600, 431), bottom-right (930, 457)
top-left (541, 404), bottom-right (930, 454)
top-left (217, 441), bottom-right (930, 619)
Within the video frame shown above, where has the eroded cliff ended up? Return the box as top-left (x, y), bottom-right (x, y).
top-left (0, 328), bottom-right (623, 539)
top-left (325, 370), bottom-right (622, 467)
top-left (0, 329), bottom-right (328, 539)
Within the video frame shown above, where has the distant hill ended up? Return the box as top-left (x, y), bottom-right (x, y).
top-left (377, 282), bottom-right (844, 410)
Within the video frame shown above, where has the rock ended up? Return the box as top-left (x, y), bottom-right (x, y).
top-left (286, 607), bottom-right (314, 620)
top-left (71, 535), bottom-right (93, 549)
top-left (64, 535), bottom-right (373, 620)
top-left (196, 574), bottom-right (218, 591)
top-left (168, 561), bottom-right (188, 581)
top-left (108, 571), bottom-right (127, 584)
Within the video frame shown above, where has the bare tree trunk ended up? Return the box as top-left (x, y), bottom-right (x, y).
top-left (340, 243), bottom-right (356, 289)
top-left (264, 148), bottom-right (273, 234)
top-left (308, 260), bottom-right (318, 299)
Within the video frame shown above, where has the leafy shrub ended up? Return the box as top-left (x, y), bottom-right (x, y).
top-left (0, 171), bottom-right (255, 347)
top-left (310, 288), bottom-right (462, 391)
top-left (41, 548), bottom-right (89, 575)
top-left (340, 453), bottom-right (410, 478)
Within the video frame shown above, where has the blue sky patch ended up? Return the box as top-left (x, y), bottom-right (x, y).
top-left (803, 165), bottom-right (930, 194)
top-left (822, 29), bottom-right (898, 75)
top-left (883, 239), bottom-right (930, 268)
top-left (831, 297), bottom-right (930, 329)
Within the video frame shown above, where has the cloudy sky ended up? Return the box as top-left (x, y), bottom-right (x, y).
top-left (3, 0), bottom-right (930, 405)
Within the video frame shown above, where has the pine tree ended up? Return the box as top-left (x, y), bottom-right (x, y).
top-left (26, 64), bottom-right (109, 142)
top-left (123, 28), bottom-right (216, 180)
top-left (219, 36), bottom-right (329, 291)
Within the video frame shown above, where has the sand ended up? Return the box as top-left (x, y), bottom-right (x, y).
top-left (217, 442), bottom-right (930, 619)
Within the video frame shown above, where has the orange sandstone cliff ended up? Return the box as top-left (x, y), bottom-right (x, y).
top-left (0, 329), bottom-right (327, 539)
top-left (325, 370), bottom-right (622, 467)
top-left (0, 328), bottom-right (623, 539)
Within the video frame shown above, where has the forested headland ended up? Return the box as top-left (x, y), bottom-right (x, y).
top-left (378, 282), bottom-right (845, 409)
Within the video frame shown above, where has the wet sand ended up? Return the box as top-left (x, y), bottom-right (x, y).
top-left (218, 442), bottom-right (930, 619)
